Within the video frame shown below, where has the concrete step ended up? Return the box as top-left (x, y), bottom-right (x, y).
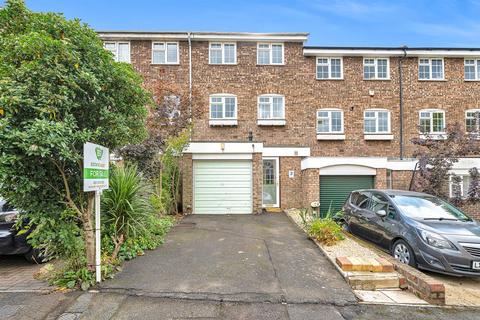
top-left (346, 272), bottom-right (401, 290)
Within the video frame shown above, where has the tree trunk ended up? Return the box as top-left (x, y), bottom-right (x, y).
top-left (83, 193), bottom-right (96, 271)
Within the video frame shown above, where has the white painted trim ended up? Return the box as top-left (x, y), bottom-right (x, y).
top-left (257, 119), bottom-right (286, 126)
top-left (316, 57), bottom-right (344, 80)
top-left (257, 94), bottom-right (285, 121)
top-left (257, 43), bottom-right (285, 65)
top-left (151, 41), bottom-right (179, 64)
top-left (364, 109), bottom-right (391, 134)
top-left (364, 134), bottom-right (394, 140)
top-left (320, 165), bottom-right (377, 176)
top-left (192, 153), bottom-right (252, 160)
top-left (209, 119), bottom-right (238, 126)
top-left (301, 157), bottom-right (418, 171)
top-left (184, 142), bottom-right (263, 154)
top-left (316, 134), bottom-right (346, 140)
top-left (419, 109), bottom-right (446, 135)
top-left (316, 109), bottom-right (344, 134)
top-left (304, 48), bottom-right (480, 57)
top-left (98, 32), bottom-right (309, 42)
top-left (262, 157), bottom-right (280, 208)
top-left (262, 147), bottom-right (310, 157)
top-left (418, 57), bottom-right (445, 80)
top-left (419, 134), bottom-right (447, 140)
top-left (209, 42), bottom-right (237, 64)
top-left (363, 57), bottom-right (390, 80)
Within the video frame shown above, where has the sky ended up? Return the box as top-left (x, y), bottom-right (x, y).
top-left (15, 0), bottom-right (480, 47)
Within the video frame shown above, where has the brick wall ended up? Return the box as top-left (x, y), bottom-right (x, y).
top-left (302, 168), bottom-right (320, 208)
top-left (375, 168), bottom-right (388, 189)
top-left (252, 153), bottom-right (263, 214)
top-left (279, 157), bottom-right (302, 209)
top-left (181, 153), bottom-right (193, 214)
top-left (392, 170), bottom-right (414, 190)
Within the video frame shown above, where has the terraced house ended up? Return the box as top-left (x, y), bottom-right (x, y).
top-left (99, 31), bottom-right (480, 217)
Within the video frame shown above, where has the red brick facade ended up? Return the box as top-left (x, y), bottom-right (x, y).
top-left (100, 32), bottom-right (480, 215)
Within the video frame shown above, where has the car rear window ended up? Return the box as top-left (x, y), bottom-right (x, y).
top-left (391, 195), bottom-right (470, 221)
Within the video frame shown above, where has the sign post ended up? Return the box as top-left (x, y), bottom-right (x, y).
top-left (83, 142), bottom-right (109, 283)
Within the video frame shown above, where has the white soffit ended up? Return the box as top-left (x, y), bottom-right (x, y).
top-left (262, 147), bottom-right (310, 157)
top-left (184, 142), bottom-right (263, 154)
top-left (320, 165), bottom-right (377, 176)
top-left (98, 32), bottom-right (309, 42)
top-left (303, 48), bottom-right (480, 58)
top-left (301, 157), bottom-right (418, 171)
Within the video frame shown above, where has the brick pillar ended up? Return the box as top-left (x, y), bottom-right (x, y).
top-left (375, 168), bottom-right (388, 189)
top-left (252, 153), bottom-right (263, 214)
top-left (301, 168), bottom-right (320, 208)
top-left (181, 153), bottom-right (193, 214)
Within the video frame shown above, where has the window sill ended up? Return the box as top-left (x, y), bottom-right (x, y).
top-left (363, 78), bottom-right (391, 81)
top-left (316, 134), bottom-right (345, 140)
top-left (256, 63), bottom-right (285, 66)
top-left (465, 79), bottom-right (480, 82)
top-left (418, 79), bottom-right (446, 82)
top-left (315, 78), bottom-right (344, 81)
top-left (419, 134), bottom-right (446, 140)
top-left (209, 63), bottom-right (238, 65)
top-left (151, 63), bottom-right (180, 65)
top-left (364, 134), bottom-right (394, 140)
top-left (209, 119), bottom-right (238, 126)
top-left (257, 119), bottom-right (286, 126)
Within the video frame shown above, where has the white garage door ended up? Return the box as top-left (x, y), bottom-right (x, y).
top-left (194, 160), bottom-right (252, 214)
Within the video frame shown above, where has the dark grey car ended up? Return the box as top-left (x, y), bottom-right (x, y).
top-left (342, 189), bottom-right (480, 277)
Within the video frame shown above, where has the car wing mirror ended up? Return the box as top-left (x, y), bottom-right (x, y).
top-left (376, 210), bottom-right (387, 218)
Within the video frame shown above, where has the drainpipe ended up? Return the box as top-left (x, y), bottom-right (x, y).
top-left (399, 46), bottom-right (408, 160)
top-left (187, 32), bottom-right (193, 125)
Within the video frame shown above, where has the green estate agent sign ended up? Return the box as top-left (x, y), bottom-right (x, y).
top-left (83, 142), bottom-right (109, 192)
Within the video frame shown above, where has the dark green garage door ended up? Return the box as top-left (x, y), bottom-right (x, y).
top-left (319, 175), bottom-right (374, 217)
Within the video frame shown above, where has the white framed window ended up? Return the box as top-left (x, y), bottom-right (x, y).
top-left (209, 94), bottom-right (237, 126)
top-left (316, 109), bottom-right (344, 133)
top-left (364, 109), bottom-right (391, 133)
top-left (466, 109), bottom-right (480, 133)
top-left (257, 43), bottom-right (284, 65)
top-left (449, 174), bottom-right (472, 198)
top-left (419, 109), bottom-right (445, 134)
top-left (152, 42), bottom-right (179, 64)
top-left (209, 43), bottom-right (236, 64)
top-left (363, 58), bottom-right (390, 80)
top-left (464, 59), bottom-right (480, 81)
top-left (104, 42), bottom-right (130, 63)
top-left (418, 58), bottom-right (444, 80)
top-left (316, 57), bottom-right (343, 80)
top-left (257, 95), bottom-right (286, 126)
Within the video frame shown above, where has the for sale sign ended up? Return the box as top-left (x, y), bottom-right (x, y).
top-left (83, 142), bottom-right (109, 192)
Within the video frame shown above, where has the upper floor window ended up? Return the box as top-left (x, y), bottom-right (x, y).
top-left (209, 43), bottom-right (236, 64)
top-left (257, 43), bottom-right (284, 65)
top-left (152, 42), bottom-right (179, 64)
top-left (419, 58), bottom-right (444, 80)
top-left (209, 94), bottom-right (237, 120)
top-left (465, 59), bottom-right (480, 80)
top-left (419, 109), bottom-right (445, 134)
top-left (316, 109), bottom-right (343, 133)
top-left (364, 109), bottom-right (391, 133)
top-left (258, 95), bottom-right (285, 119)
top-left (104, 42), bottom-right (130, 63)
top-left (466, 109), bottom-right (480, 133)
top-left (363, 58), bottom-right (389, 80)
top-left (316, 57), bottom-right (343, 80)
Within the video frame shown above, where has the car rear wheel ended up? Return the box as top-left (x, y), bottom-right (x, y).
top-left (24, 248), bottom-right (47, 264)
top-left (392, 240), bottom-right (416, 267)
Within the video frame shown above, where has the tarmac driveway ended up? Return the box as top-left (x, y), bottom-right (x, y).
top-left (101, 213), bottom-right (356, 306)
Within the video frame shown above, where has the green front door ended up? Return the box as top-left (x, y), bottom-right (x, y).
top-left (319, 175), bottom-right (374, 217)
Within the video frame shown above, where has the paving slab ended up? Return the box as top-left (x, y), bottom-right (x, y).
top-left (0, 256), bottom-right (51, 292)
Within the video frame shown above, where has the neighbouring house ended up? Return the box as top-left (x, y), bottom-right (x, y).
top-left (98, 31), bottom-right (480, 218)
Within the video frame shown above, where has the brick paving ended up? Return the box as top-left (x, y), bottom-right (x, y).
top-left (0, 256), bottom-right (52, 292)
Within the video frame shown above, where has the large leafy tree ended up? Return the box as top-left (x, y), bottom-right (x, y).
top-left (0, 0), bottom-right (150, 269)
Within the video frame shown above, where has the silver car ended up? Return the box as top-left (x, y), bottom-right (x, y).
top-left (342, 189), bottom-right (480, 276)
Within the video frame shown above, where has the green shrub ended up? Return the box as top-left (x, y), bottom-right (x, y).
top-left (308, 218), bottom-right (344, 246)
